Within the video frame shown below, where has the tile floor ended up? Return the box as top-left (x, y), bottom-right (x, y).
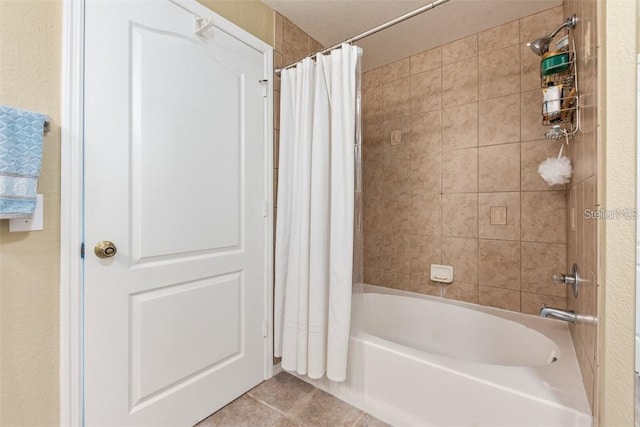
top-left (196, 372), bottom-right (389, 427)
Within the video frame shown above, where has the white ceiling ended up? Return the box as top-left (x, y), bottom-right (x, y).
top-left (263, 0), bottom-right (563, 71)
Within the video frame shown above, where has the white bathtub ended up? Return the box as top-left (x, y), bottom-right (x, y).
top-left (302, 285), bottom-right (592, 427)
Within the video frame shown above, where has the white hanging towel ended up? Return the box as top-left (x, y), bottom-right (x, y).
top-left (274, 44), bottom-right (358, 382)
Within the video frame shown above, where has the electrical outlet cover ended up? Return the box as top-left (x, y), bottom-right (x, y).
top-left (9, 194), bottom-right (44, 232)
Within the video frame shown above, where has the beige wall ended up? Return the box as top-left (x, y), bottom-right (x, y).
top-left (197, 0), bottom-right (274, 45)
top-left (598, 0), bottom-right (637, 426)
top-left (0, 1), bottom-right (62, 426)
top-left (361, 7), bottom-right (571, 313)
top-left (0, 1), bottom-right (275, 426)
top-left (563, 0), bottom-right (600, 416)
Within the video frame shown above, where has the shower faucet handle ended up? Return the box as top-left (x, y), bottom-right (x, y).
top-left (552, 263), bottom-right (579, 297)
top-left (552, 273), bottom-right (576, 285)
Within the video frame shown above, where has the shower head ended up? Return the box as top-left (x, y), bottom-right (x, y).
top-left (526, 36), bottom-right (553, 56)
top-left (527, 14), bottom-right (578, 56)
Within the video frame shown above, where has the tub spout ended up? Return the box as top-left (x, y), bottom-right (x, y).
top-left (539, 305), bottom-right (577, 323)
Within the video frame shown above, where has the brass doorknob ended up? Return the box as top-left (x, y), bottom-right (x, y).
top-left (94, 241), bottom-right (117, 258)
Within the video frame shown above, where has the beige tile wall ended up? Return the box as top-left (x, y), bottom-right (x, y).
top-left (362, 6), bottom-right (570, 315)
top-left (564, 0), bottom-right (599, 416)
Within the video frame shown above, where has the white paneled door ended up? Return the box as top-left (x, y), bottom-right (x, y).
top-left (84, 1), bottom-right (269, 425)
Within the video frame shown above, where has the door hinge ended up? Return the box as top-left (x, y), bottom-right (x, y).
top-left (262, 321), bottom-right (268, 338)
top-left (259, 79), bottom-right (268, 98)
top-left (263, 201), bottom-right (269, 217)
top-left (80, 242), bottom-right (85, 259)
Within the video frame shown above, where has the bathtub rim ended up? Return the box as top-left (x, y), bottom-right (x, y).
top-left (353, 283), bottom-right (582, 340)
top-left (350, 284), bottom-right (593, 419)
top-left (353, 288), bottom-right (562, 368)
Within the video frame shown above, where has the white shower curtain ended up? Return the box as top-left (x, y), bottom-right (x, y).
top-left (274, 44), bottom-right (359, 382)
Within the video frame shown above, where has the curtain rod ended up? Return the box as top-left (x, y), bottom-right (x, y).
top-left (275, 0), bottom-right (452, 74)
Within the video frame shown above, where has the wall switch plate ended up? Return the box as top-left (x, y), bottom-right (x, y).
top-left (390, 130), bottom-right (402, 146)
top-left (9, 194), bottom-right (44, 232)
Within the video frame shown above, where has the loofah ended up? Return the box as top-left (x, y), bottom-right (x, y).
top-left (538, 155), bottom-right (572, 185)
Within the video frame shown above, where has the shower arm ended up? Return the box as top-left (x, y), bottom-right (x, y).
top-left (549, 15), bottom-right (578, 40)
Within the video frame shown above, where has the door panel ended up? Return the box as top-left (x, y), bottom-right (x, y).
top-left (131, 273), bottom-right (243, 406)
top-left (131, 23), bottom-right (242, 259)
top-left (84, 1), bottom-right (268, 425)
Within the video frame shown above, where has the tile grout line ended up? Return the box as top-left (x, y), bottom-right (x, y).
top-left (282, 387), bottom-right (319, 425)
top-left (518, 18), bottom-right (524, 313)
top-left (351, 411), bottom-right (366, 427)
top-left (475, 43), bottom-right (481, 304)
top-left (438, 48), bottom-right (443, 272)
top-left (246, 385), bottom-right (316, 426)
top-left (245, 393), bottom-right (289, 418)
top-left (408, 61), bottom-right (414, 289)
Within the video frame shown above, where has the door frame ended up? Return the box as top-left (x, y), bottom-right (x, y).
top-left (59, 1), bottom-right (275, 424)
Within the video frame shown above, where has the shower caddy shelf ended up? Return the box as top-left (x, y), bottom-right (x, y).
top-left (538, 31), bottom-right (579, 140)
